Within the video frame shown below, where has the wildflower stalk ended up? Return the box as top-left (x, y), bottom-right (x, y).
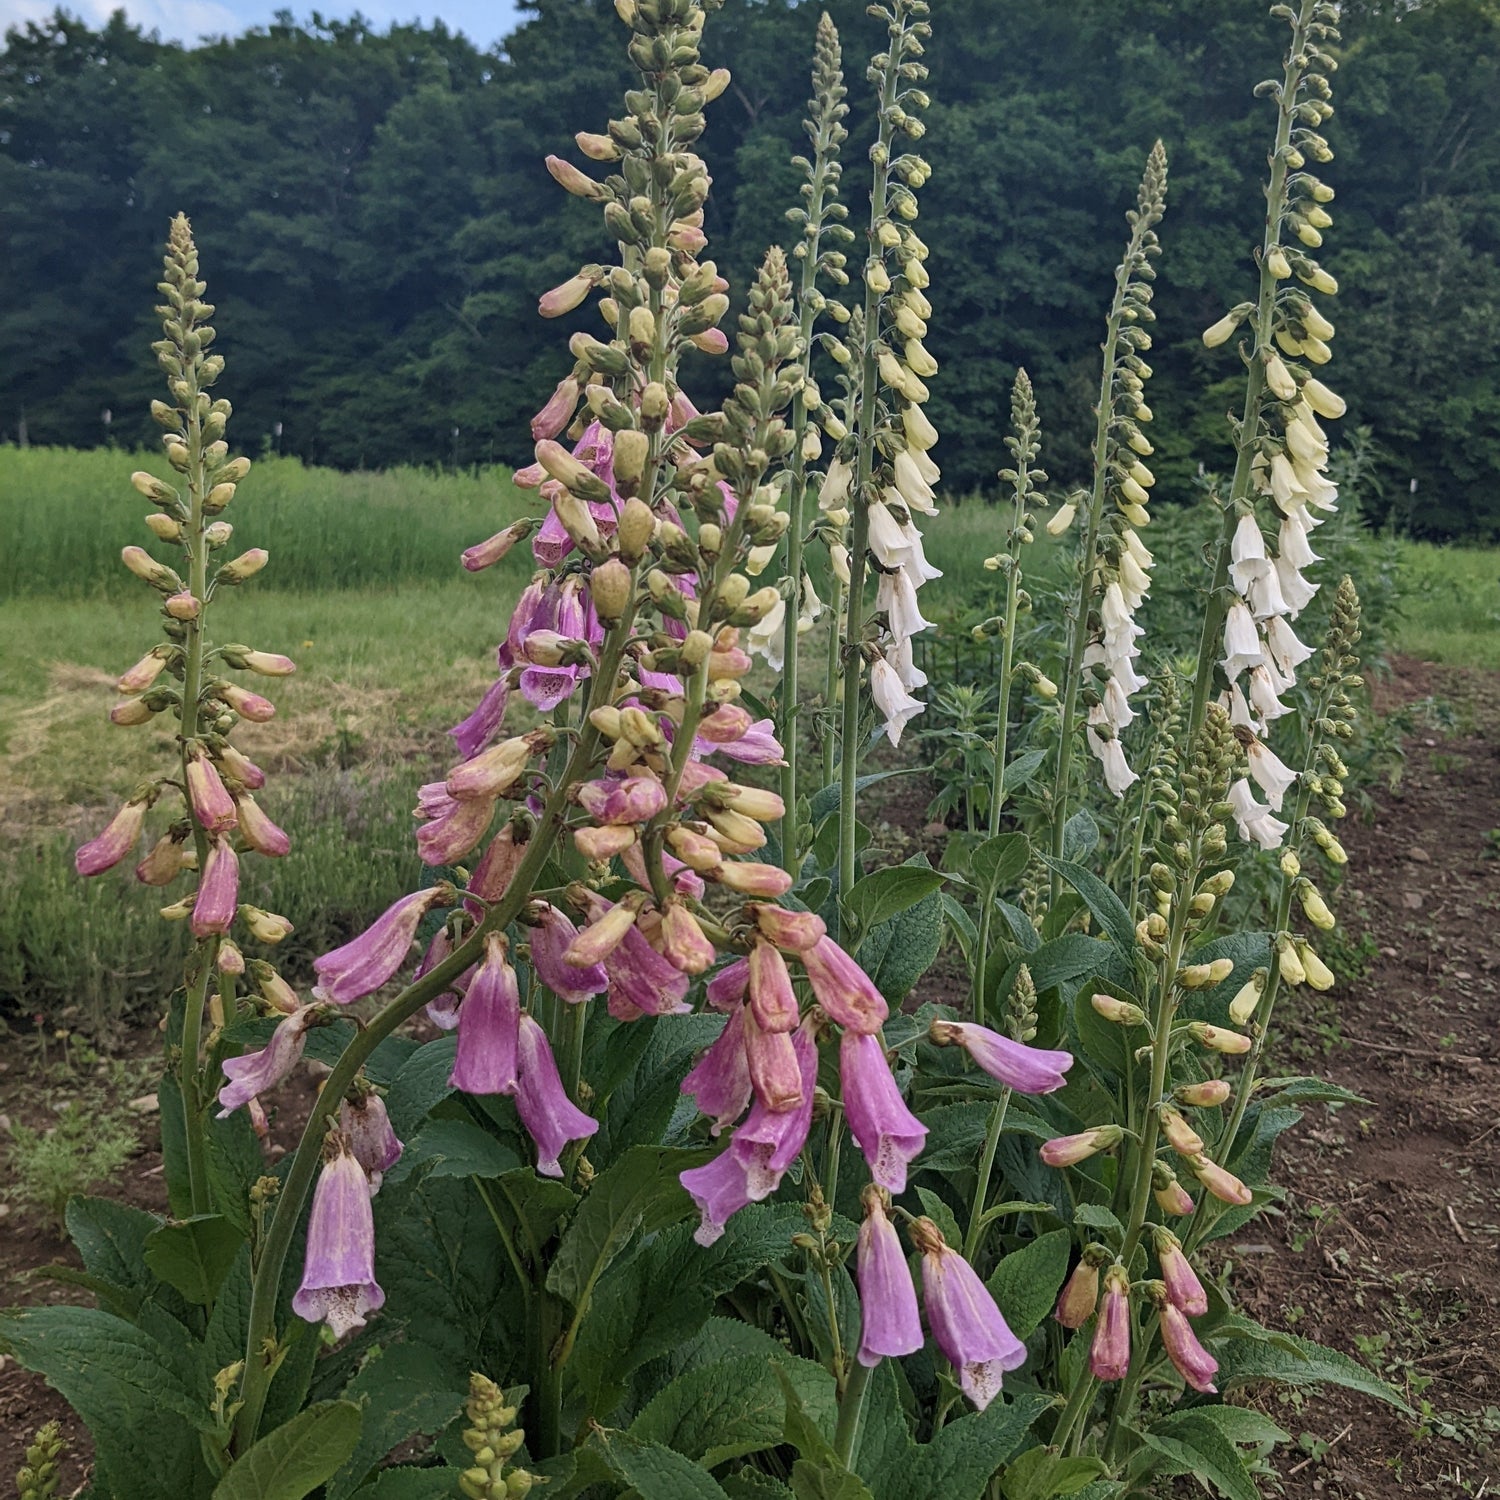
top-left (971, 373), bottom-right (1042, 1023)
top-left (781, 14), bottom-right (849, 869)
top-left (1049, 143), bottom-right (1167, 903)
top-left (233, 618), bottom-right (640, 1452)
top-left (1186, 0), bottom-right (1322, 738)
top-left (822, 573), bottom-right (843, 787)
top-left (837, 2), bottom-right (924, 909)
top-left (833, 1356), bottom-right (873, 1465)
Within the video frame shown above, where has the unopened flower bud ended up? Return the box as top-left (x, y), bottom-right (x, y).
top-left (1297, 941), bottom-right (1335, 991)
top-left (1276, 933), bottom-right (1306, 986)
top-left (1040, 1124), bottom-right (1123, 1168)
top-left (616, 497), bottom-right (655, 563)
top-left (1174, 1079), bottom-right (1232, 1108)
top-left (544, 154), bottom-right (601, 200)
top-left (1298, 881), bottom-right (1335, 931)
top-left (1191, 1153), bottom-right (1253, 1207)
top-left (1227, 968), bottom-right (1267, 1025)
top-left (1160, 1104), bottom-right (1205, 1157)
top-left (590, 558), bottom-right (633, 624)
top-left (1091, 993), bottom-right (1145, 1026)
top-left (164, 589), bottom-right (201, 620)
top-left (1154, 1163), bottom-right (1196, 1216)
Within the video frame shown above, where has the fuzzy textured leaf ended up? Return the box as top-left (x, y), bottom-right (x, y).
top-left (987, 1229), bottom-right (1071, 1341)
top-left (143, 1215), bottom-right (245, 1305)
top-left (213, 1401), bottom-right (363, 1500)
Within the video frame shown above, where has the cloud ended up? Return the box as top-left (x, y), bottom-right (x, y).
top-left (1, 0), bottom-right (245, 43)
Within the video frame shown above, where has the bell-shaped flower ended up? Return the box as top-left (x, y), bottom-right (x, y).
top-left (867, 501), bottom-right (912, 568)
top-left (1275, 552), bottom-right (1319, 616)
top-left (313, 886), bottom-right (449, 1003)
top-left (449, 675), bottom-right (511, 764)
top-left (928, 1019), bottom-right (1073, 1094)
top-left (801, 936), bottom-right (888, 1033)
top-left (1264, 615), bottom-right (1314, 679)
top-left (1228, 777), bottom-right (1289, 851)
top-left (527, 904), bottom-right (606, 1003)
top-left (917, 1221), bottom-right (1027, 1410)
top-left (855, 1187), bottom-right (923, 1366)
top-left (875, 569), bottom-right (934, 644)
top-left (514, 1013), bottom-right (598, 1176)
top-left (681, 1006), bottom-right (753, 1136)
top-left (1090, 1265), bottom-right (1131, 1380)
top-left (871, 656), bottom-right (924, 747)
top-left (1159, 1300), bottom-right (1219, 1393)
top-left (1154, 1229), bottom-right (1208, 1317)
top-left (1086, 713), bottom-right (1138, 798)
top-left (340, 1092), bottom-right (403, 1192)
top-left (292, 1135), bottom-right (384, 1338)
top-left (840, 1031), bottom-right (928, 1194)
top-left (732, 1019), bottom-right (818, 1197)
top-left (893, 450), bottom-right (937, 515)
top-left (603, 920), bottom-right (693, 1021)
top-left (1247, 664), bottom-right (1292, 724)
top-left (680, 1149), bottom-right (757, 1248)
top-left (217, 1005), bottom-right (318, 1117)
top-left (76, 798), bottom-right (149, 876)
top-left (450, 934), bottom-right (521, 1095)
top-left (186, 748), bottom-right (238, 835)
top-left (1246, 737), bottom-right (1297, 811)
top-left (191, 840), bottom-right (239, 937)
top-left (1278, 512), bottom-right (1321, 570)
top-left (1228, 514), bottom-right (1269, 595)
top-left (1248, 562), bottom-right (1290, 620)
top-left (416, 784), bottom-right (495, 867)
top-left (744, 1013), bottom-right (805, 1113)
top-left (747, 596), bottom-right (786, 671)
top-left (887, 635), bottom-right (927, 693)
top-left (1221, 602), bottom-right (1263, 680)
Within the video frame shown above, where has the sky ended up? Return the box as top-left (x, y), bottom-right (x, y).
top-left (0, 0), bottom-right (523, 47)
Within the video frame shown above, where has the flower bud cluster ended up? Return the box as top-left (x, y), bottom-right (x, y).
top-left (459, 1374), bottom-right (537, 1499)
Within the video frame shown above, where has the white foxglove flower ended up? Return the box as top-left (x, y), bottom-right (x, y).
top-left (1119, 551), bottom-right (1152, 609)
top-left (1222, 601), bottom-right (1263, 679)
top-left (1247, 663), bottom-right (1291, 722)
top-left (1283, 414), bottom-right (1324, 466)
top-left (1046, 502), bottom-right (1077, 536)
top-left (876, 569), bottom-right (934, 642)
top-left (1246, 737), bottom-right (1297, 810)
top-left (1275, 552), bottom-right (1319, 616)
top-left (799, 572), bottom-right (824, 628)
top-left (1264, 615), bottom-right (1313, 678)
top-left (745, 542), bottom-right (778, 576)
top-left (893, 450), bottom-right (937, 514)
top-left (1102, 676), bottom-right (1136, 729)
top-left (867, 500), bottom-right (912, 567)
top-left (829, 542), bottom-right (851, 588)
top-left (898, 518), bottom-right (942, 585)
top-left (749, 597), bottom-right (787, 671)
top-left (888, 634), bottom-right (927, 691)
top-left (871, 656), bottom-right (924, 746)
top-left (1111, 655), bottom-right (1149, 697)
top-left (1101, 582), bottom-right (1144, 656)
top-left (1278, 513), bottom-right (1321, 568)
top-left (1086, 709), bottom-right (1138, 797)
top-left (821, 458), bottom-right (852, 510)
top-left (1229, 514), bottom-right (1269, 594)
top-left (903, 404), bottom-right (939, 452)
top-left (1223, 682), bottom-right (1260, 733)
top-left (1269, 452), bottom-right (1307, 508)
top-left (1248, 563), bottom-right (1289, 620)
top-left (1228, 778), bottom-right (1289, 850)
top-left (910, 446), bottom-right (940, 487)
top-left (1296, 464), bottom-right (1339, 513)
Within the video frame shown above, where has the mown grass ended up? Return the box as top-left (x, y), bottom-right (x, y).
top-left (3, 444), bottom-right (1498, 1028)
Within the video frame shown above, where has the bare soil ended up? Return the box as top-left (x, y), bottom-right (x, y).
top-left (3, 656), bottom-right (1497, 1496)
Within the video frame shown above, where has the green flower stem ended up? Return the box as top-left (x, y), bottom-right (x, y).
top-left (822, 575), bottom-right (844, 787)
top-left (1186, 0), bottom-right (1318, 739)
top-left (1051, 1362), bottom-right (1097, 1455)
top-left (177, 948), bottom-right (215, 1216)
top-left (963, 1086), bottom-right (1011, 1261)
top-left (833, 1354), bottom-right (873, 1467)
top-left (232, 622), bottom-right (637, 1454)
top-left (473, 1177), bottom-right (531, 1310)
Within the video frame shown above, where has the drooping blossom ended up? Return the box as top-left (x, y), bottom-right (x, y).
top-left (1154, 1228), bottom-right (1208, 1317)
top-left (75, 798), bottom-right (149, 876)
top-left (528, 903), bottom-right (608, 1003)
top-left (680, 1007), bottom-right (754, 1136)
top-left (840, 1031), bottom-right (928, 1195)
top-left (293, 1134), bottom-right (384, 1338)
top-left (928, 1019), bottom-right (1073, 1094)
top-left (190, 840), bottom-right (239, 937)
top-left (217, 1005), bottom-right (318, 1117)
top-left (1090, 1264), bottom-right (1131, 1381)
top-left (340, 1092), bottom-right (403, 1193)
top-left (514, 1013), bottom-right (598, 1177)
top-left (855, 1187), bottom-right (923, 1366)
top-left (449, 934), bottom-right (521, 1095)
top-left (1158, 1300), bottom-right (1219, 1393)
top-left (313, 886), bottom-right (450, 1003)
top-left (800, 936), bottom-right (888, 1034)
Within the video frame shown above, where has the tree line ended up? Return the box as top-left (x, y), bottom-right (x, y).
top-left (3, 0), bottom-right (1498, 537)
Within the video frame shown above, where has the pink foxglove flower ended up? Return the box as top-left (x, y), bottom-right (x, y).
top-left (1154, 1229), bottom-right (1208, 1317)
top-left (75, 798), bottom-right (149, 876)
top-left (747, 940), bottom-right (800, 1033)
top-left (217, 1005), bottom-right (317, 1117)
top-left (917, 1222), bottom-right (1027, 1409)
top-left (801, 936), bottom-right (888, 1034)
top-left (234, 794), bottom-right (291, 857)
top-left (929, 1019), bottom-right (1073, 1094)
top-left (680, 1149), bottom-right (757, 1248)
top-left (313, 886), bottom-right (449, 1003)
top-left (840, 1031), bottom-right (928, 1194)
top-left (528, 903), bottom-right (607, 1003)
top-left (219, 743), bottom-right (266, 790)
top-left (855, 1187), bottom-right (922, 1366)
top-left (696, 716), bottom-right (785, 765)
top-left (744, 1013), bottom-right (805, 1113)
top-left (1191, 1153), bottom-right (1253, 1206)
top-left (1159, 1300), bottom-right (1219, 1393)
top-left (191, 839), bottom-right (239, 937)
top-left (577, 774), bottom-right (668, 825)
top-left (514, 1013), bottom-right (598, 1176)
top-left (706, 956), bottom-right (751, 1011)
top-left (450, 675), bottom-right (511, 761)
top-left (450, 935), bottom-right (521, 1095)
top-left (730, 1018), bottom-right (818, 1199)
top-left (293, 1136), bottom-right (384, 1338)
top-left (186, 748), bottom-right (237, 835)
top-left (1090, 1265), bottom-right (1131, 1381)
top-left (1040, 1124), bottom-right (1123, 1168)
top-left (1154, 1167), bottom-right (1197, 1217)
top-left (749, 904), bottom-right (826, 953)
top-left (1055, 1254), bottom-right (1102, 1329)
top-left (340, 1092), bottom-right (403, 1192)
top-left (681, 1006), bottom-right (754, 1136)
top-left (603, 921), bottom-right (692, 1021)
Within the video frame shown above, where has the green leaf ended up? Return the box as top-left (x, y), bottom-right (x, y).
top-left (986, 1229), bottom-right (1071, 1340)
top-left (971, 833), bottom-right (1031, 898)
top-left (844, 864), bottom-right (948, 938)
top-left (32, 1264), bottom-right (144, 1322)
top-left (595, 1012), bottom-right (723, 1161)
top-left (1022, 934), bottom-right (1121, 998)
top-left (1061, 809), bottom-right (1099, 863)
top-left (1133, 1417), bottom-right (1258, 1500)
top-left (859, 882), bottom-right (945, 1002)
top-left (497, 1168), bottom-right (577, 1251)
top-left (878, 1393), bottom-right (1053, 1500)
top-left (213, 1401), bottom-right (363, 1500)
top-left (941, 893), bottom-right (979, 970)
top-left (915, 1187), bottom-right (963, 1250)
top-left (349, 1471), bottom-right (461, 1500)
top-left (0, 1305), bottom-right (212, 1499)
top-left (327, 1346), bottom-right (468, 1500)
top-left (143, 1215), bottom-right (245, 1306)
top-left (64, 1196), bottom-right (160, 1297)
top-left (1212, 1323), bottom-right (1412, 1413)
top-left (588, 1430), bottom-right (733, 1499)
top-left (996, 900), bottom-right (1040, 954)
top-left (1038, 858), bottom-right (1136, 957)
top-left (1152, 1405), bottom-right (1288, 1448)
top-left (1071, 1204), bottom-right (1123, 1240)
top-left (792, 1464), bottom-right (875, 1500)
top-left (546, 1145), bottom-right (705, 1311)
top-left (1257, 1075), bottom-right (1369, 1107)
top-left (629, 1356), bottom-right (785, 1466)
top-left (1001, 749), bottom-right (1048, 797)
top-left (385, 1118), bottom-right (520, 1187)
top-left (1000, 1446), bottom-right (1108, 1500)
top-left (385, 1036), bottom-right (459, 1137)
top-left (723, 1470), bottom-right (796, 1500)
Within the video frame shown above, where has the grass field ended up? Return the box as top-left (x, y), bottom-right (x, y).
top-left (2, 444), bottom-right (1497, 1028)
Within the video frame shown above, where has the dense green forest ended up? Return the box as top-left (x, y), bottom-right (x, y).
top-left (2, 0), bottom-right (1498, 535)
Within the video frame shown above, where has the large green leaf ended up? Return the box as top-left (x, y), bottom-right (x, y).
top-left (629, 1355), bottom-right (786, 1465)
top-left (1131, 1417), bottom-right (1258, 1500)
top-left (986, 1229), bottom-right (1071, 1341)
top-left (1061, 810), bottom-right (1099, 863)
top-left (594, 1012), bottom-right (722, 1161)
top-left (1021, 934), bottom-right (1120, 998)
top-left (1000, 1447), bottom-right (1108, 1500)
top-left (1212, 1320), bottom-right (1411, 1412)
top-left (844, 863), bottom-right (948, 938)
top-left (0, 1305), bottom-right (213, 1500)
top-left (808, 768), bottom-right (927, 826)
top-left (348, 1471), bottom-right (461, 1499)
top-left (1038, 857), bottom-right (1137, 957)
top-left (213, 1401), bottom-right (362, 1500)
top-left (144, 1215), bottom-right (246, 1306)
top-left (326, 1346), bottom-right (468, 1500)
top-left (970, 833), bottom-right (1031, 898)
top-left (723, 1471), bottom-right (796, 1500)
top-left (64, 1196), bottom-right (160, 1297)
top-left (385, 1036), bottom-right (459, 1136)
top-left (384, 1118), bottom-right (519, 1187)
top-left (585, 1431), bottom-right (733, 1498)
top-left (546, 1146), bottom-right (705, 1310)
top-left (858, 884), bottom-right (946, 1002)
top-left (875, 1393), bottom-right (1053, 1500)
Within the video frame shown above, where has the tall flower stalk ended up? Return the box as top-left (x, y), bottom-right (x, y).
top-left (75, 215), bottom-right (291, 1219)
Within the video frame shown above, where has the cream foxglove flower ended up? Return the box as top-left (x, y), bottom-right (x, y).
top-left (1223, 682), bottom-right (1260, 733)
top-left (1278, 512), bottom-right (1321, 568)
top-left (1246, 737), bottom-right (1297, 810)
top-left (1118, 551), bottom-right (1152, 609)
top-left (1274, 552), bottom-right (1319, 616)
top-left (888, 634), bottom-right (927, 692)
top-left (1221, 601), bottom-right (1263, 679)
top-left (829, 542), bottom-right (851, 587)
top-left (893, 450), bottom-right (937, 514)
top-left (871, 656), bottom-right (924, 747)
top-left (876, 569), bottom-right (934, 643)
top-left (821, 458), bottom-right (853, 510)
top-left (1110, 654), bottom-right (1149, 697)
top-left (1123, 528), bottom-right (1154, 572)
top-left (1247, 663), bottom-right (1291, 723)
top-left (1248, 562), bottom-right (1289, 620)
top-left (903, 403), bottom-right (939, 451)
top-left (1102, 676), bottom-right (1136, 729)
top-left (1046, 502), bottom-right (1077, 536)
top-left (867, 500), bottom-right (912, 568)
top-left (749, 597), bottom-right (787, 672)
top-left (1264, 615), bottom-right (1313, 678)
top-left (898, 517), bottom-right (943, 585)
top-left (1229, 514), bottom-right (1269, 594)
top-left (1268, 452), bottom-right (1307, 507)
top-left (1228, 778), bottom-right (1289, 850)
top-left (1086, 709), bottom-right (1138, 797)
